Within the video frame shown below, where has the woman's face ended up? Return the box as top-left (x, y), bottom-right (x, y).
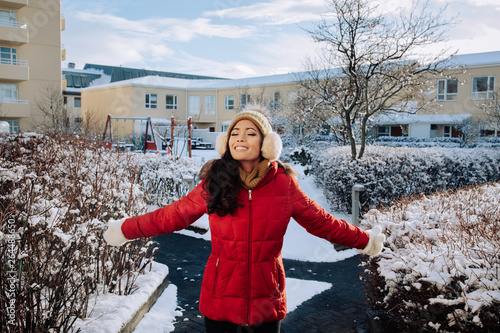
top-left (229, 119), bottom-right (263, 170)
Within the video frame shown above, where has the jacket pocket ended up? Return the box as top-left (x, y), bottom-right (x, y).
top-left (212, 257), bottom-right (219, 297)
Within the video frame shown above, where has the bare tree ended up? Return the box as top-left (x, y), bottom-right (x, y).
top-left (35, 83), bottom-right (67, 134)
top-left (298, 0), bottom-right (456, 159)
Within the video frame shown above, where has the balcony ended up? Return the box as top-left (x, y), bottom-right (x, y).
top-left (0, 100), bottom-right (30, 118)
top-left (0, 0), bottom-right (28, 9)
top-left (0, 59), bottom-right (29, 81)
top-left (0, 20), bottom-right (28, 45)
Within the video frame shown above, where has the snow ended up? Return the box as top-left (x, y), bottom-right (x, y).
top-left (74, 262), bottom-right (169, 333)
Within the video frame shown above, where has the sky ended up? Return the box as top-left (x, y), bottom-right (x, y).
top-left (61, 0), bottom-right (500, 79)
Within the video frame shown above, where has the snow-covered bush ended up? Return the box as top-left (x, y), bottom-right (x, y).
top-left (289, 146), bottom-right (313, 173)
top-left (361, 183), bottom-right (500, 332)
top-left (312, 146), bottom-right (500, 213)
top-left (136, 154), bottom-right (200, 207)
top-left (0, 134), bottom-right (158, 332)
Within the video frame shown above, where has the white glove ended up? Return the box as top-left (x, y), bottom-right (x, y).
top-left (103, 218), bottom-right (129, 247)
top-left (359, 225), bottom-right (385, 256)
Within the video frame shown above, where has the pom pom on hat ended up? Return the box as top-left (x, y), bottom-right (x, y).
top-left (216, 103), bottom-right (282, 161)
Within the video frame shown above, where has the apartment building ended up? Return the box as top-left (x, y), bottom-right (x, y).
top-left (373, 51), bottom-right (500, 139)
top-left (0, 0), bottom-right (61, 133)
top-left (80, 51), bottom-right (499, 142)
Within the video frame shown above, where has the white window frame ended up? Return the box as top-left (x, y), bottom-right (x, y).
top-left (1, 83), bottom-right (18, 102)
top-left (0, 47), bottom-right (17, 65)
top-left (443, 125), bottom-right (451, 138)
top-left (145, 93), bottom-right (157, 109)
top-left (6, 120), bottom-right (19, 133)
top-left (224, 95), bottom-right (234, 110)
top-left (240, 94), bottom-right (250, 108)
top-left (437, 78), bottom-right (458, 101)
top-left (166, 95), bottom-right (178, 110)
top-left (472, 76), bottom-right (495, 100)
top-left (269, 91), bottom-right (280, 109)
top-left (189, 96), bottom-right (200, 115)
top-left (0, 10), bottom-right (17, 28)
top-left (204, 96), bottom-right (215, 115)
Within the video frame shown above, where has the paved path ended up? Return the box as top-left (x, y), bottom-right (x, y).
top-left (154, 232), bottom-right (369, 333)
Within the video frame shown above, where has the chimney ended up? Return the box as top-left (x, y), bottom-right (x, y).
top-left (68, 62), bottom-right (76, 69)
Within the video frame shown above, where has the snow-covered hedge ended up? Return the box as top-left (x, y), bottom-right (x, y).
top-left (312, 146), bottom-right (500, 213)
top-left (137, 154), bottom-right (200, 208)
top-left (361, 183), bottom-right (500, 332)
top-left (373, 136), bottom-right (500, 148)
top-left (0, 134), bottom-right (161, 332)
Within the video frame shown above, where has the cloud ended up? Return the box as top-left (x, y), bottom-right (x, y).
top-left (74, 12), bottom-right (255, 42)
top-left (204, 0), bottom-right (325, 25)
top-left (435, 0), bottom-right (500, 10)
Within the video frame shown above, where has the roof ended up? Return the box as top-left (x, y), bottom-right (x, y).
top-left (448, 51), bottom-right (500, 68)
top-left (80, 50), bottom-right (500, 92)
top-left (83, 64), bottom-right (226, 82)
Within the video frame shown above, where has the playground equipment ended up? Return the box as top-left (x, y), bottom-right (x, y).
top-left (102, 115), bottom-right (157, 153)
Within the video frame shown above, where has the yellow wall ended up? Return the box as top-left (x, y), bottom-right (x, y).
top-left (0, 0), bottom-right (62, 131)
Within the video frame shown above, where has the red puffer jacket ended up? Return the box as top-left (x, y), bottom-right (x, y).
top-left (121, 161), bottom-right (369, 326)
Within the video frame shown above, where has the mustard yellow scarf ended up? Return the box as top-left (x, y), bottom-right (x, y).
top-left (239, 159), bottom-right (271, 190)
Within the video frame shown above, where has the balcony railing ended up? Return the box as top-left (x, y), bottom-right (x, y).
top-left (0, 19), bottom-right (27, 29)
top-left (0, 58), bottom-right (28, 66)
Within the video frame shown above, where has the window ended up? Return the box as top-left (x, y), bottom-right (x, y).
top-left (73, 75), bottom-right (81, 88)
top-left (6, 120), bottom-right (19, 133)
top-left (189, 96), bottom-right (200, 115)
top-left (437, 78), bottom-right (458, 101)
top-left (204, 96), bottom-right (215, 115)
top-left (66, 75), bottom-right (73, 87)
top-left (166, 95), bottom-right (178, 110)
top-left (240, 94), bottom-right (250, 108)
top-left (145, 93), bottom-right (158, 109)
top-left (1, 47), bottom-right (17, 65)
top-left (81, 76), bottom-right (89, 88)
top-left (0, 10), bottom-right (17, 27)
top-left (443, 125), bottom-right (451, 138)
top-left (224, 95), bottom-right (234, 110)
top-left (269, 91), bottom-right (280, 109)
top-left (377, 126), bottom-right (390, 137)
top-left (287, 90), bottom-right (300, 106)
top-left (74, 97), bottom-right (81, 107)
top-left (1, 84), bottom-right (18, 102)
top-left (472, 76), bottom-right (495, 100)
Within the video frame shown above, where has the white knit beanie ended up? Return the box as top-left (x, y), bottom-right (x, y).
top-left (216, 103), bottom-right (282, 161)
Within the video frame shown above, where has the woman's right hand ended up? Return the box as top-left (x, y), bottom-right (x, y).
top-left (103, 218), bottom-right (129, 247)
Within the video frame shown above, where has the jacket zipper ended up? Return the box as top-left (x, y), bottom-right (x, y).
top-left (246, 189), bottom-right (253, 326)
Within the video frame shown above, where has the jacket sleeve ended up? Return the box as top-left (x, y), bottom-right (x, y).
top-left (121, 181), bottom-right (208, 239)
top-left (290, 176), bottom-right (369, 249)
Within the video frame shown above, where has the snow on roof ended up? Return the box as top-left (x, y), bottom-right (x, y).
top-left (80, 51), bottom-right (500, 92)
top-left (449, 51), bottom-right (500, 68)
top-left (375, 114), bottom-right (472, 125)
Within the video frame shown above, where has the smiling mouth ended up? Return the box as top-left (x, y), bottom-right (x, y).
top-left (234, 146), bottom-right (248, 151)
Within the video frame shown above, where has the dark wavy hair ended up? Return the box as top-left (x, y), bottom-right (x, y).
top-left (200, 150), bottom-right (244, 217)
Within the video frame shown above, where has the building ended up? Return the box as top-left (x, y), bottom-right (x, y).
top-left (373, 51), bottom-right (500, 139)
top-left (62, 63), bottom-right (224, 131)
top-left (81, 51), bottom-right (499, 143)
top-left (81, 72), bottom-right (301, 143)
top-left (0, 0), bottom-right (62, 133)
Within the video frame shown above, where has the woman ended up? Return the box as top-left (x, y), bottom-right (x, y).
top-left (103, 104), bottom-right (385, 333)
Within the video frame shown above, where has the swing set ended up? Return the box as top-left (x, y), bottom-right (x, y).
top-left (102, 114), bottom-right (194, 156)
